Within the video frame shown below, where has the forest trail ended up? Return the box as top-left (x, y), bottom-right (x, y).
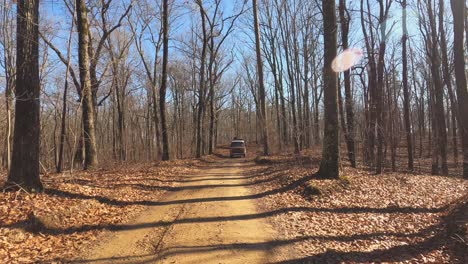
top-left (76, 158), bottom-right (290, 264)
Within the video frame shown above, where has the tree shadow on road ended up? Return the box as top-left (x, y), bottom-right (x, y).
top-left (3, 157), bottom-right (466, 264)
top-left (3, 188), bottom-right (453, 236)
top-left (64, 199), bottom-right (466, 263)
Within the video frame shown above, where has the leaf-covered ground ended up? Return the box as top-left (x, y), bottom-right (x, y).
top-left (249, 150), bottom-right (468, 263)
top-left (0, 160), bottom-right (197, 263)
top-left (1, 149), bottom-right (467, 263)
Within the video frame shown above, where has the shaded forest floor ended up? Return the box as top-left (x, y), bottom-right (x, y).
top-left (0, 160), bottom-right (198, 263)
top-left (0, 148), bottom-right (467, 263)
top-left (251, 148), bottom-right (468, 263)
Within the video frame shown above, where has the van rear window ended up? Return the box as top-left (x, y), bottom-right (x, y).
top-left (231, 142), bottom-right (244, 147)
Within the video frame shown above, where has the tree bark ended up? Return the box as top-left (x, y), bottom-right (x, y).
top-left (4, 86), bottom-right (12, 171)
top-left (375, 1), bottom-right (391, 174)
top-left (401, 0), bottom-right (414, 171)
top-left (252, 0), bottom-right (270, 156)
top-left (339, 0), bottom-right (356, 168)
top-left (160, 0), bottom-right (170, 161)
top-left (0, 0), bottom-right (14, 171)
top-left (57, 75), bottom-right (70, 172)
top-left (208, 22), bottom-right (216, 155)
top-left (57, 11), bottom-right (76, 173)
top-left (76, 0), bottom-right (98, 169)
top-left (196, 0), bottom-right (208, 158)
top-left (439, 0), bottom-right (459, 165)
top-left (317, 0), bottom-right (339, 179)
top-left (450, 0), bottom-right (468, 178)
top-left (6, 0), bottom-right (43, 192)
top-left (427, 0), bottom-right (448, 175)
top-left (360, 0), bottom-right (377, 168)
top-left (302, 46), bottom-right (311, 149)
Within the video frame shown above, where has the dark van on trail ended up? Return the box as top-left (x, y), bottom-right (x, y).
top-left (230, 139), bottom-right (246, 158)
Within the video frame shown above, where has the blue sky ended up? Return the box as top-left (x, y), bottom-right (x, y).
top-left (2, 0), bottom-right (452, 100)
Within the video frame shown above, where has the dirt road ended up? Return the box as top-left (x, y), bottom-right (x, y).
top-left (76, 159), bottom-right (290, 264)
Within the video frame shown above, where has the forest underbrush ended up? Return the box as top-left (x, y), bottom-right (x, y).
top-left (249, 149), bottom-right (467, 263)
top-left (0, 160), bottom-right (198, 263)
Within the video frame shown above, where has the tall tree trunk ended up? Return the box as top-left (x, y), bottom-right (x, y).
top-left (76, 0), bottom-right (98, 169)
top-left (208, 81), bottom-right (215, 154)
top-left (266, 28), bottom-right (286, 148)
top-left (57, 33), bottom-right (74, 171)
top-left (208, 28), bottom-right (215, 154)
top-left (339, 0), bottom-right (356, 168)
top-left (303, 89), bottom-right (311, 150)
top-left (390, 65), bottom-right (398, 172)
top-left (312, 67), bottom-right (321, 146)
top-left (116, 84), bottom-right (126, 160)
top-left (428, 0), bottom-right (448, 175)
top-left (439, 0), bottom-right (459, 165)
top-left (278, 63), bottom-right (288, 146)
top-left (196, 0), bottom-right (207, 158)
top-left (286, 55), bottom-right (300, 154)
top-left (274, 80), bottom-right (282, 151)
top-left (1, 0), bottom-right (14, 171)
top-left (360, 0), bottom-right (377, 168)
top-left (338, 87), bottom-right (349, 162)
top-left (429, 79), bottom-right (440, 174)
top-left (409, 42), bottom-right (425, 158)
top-left (302, 32), bottom-right (311, 149)
top-left (152, 85), bottom-right (162, 159)
top-left (252, 0), bottom-right (270, 156)
top-left (375, 1), bottom-right (391, 174)
top-left (450, 0), bottom-right (468, 178)
top-left (317, 0), bottom-right (339, 179)
top-left (57, 62), bottom-right (72, 172)
top-left (4, 80), bottom-right (12, 171)
top-left (6, 0), bottom-right (43, 192)
top-left (160, 0), bottom-right (170, 161)
top-left (279, 6), bottom-right (300, 154)
top-left (401, 0), bottom-right (414, 171)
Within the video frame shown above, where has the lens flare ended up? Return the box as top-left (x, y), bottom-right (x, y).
top-left (332, 48), bottom-right (364, 72)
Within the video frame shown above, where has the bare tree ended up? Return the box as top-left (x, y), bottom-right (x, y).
top-left (0, 0), bottom-right (15, 171)
top-left (339, 0), bottom-right (356, 168)
top-left (426, 0), bottom-right (448, 175)
top-left (252, 0), bottom-right (270, 156)
top-left (205, 0), bottom-right (244, 154)
top-left (195, 0), bottom-right (208, 158)
top-left (57, 6), bottom-right (76, 173)
top-left (317, 0), bottom-right (339, 179)
top-left (360, 0), bottom-right (378, 168)
top-left (76, 0), bottom-right (98, 169)
top-left (6, 0), bottom-right (43, 191)
top-left (375, 0), bottom-right (393, 174)
top-left (399, 0), bottom-right (414, 171)
top-left (450, 0), bottom-right (468, 178)
top-left (128, 0), bottom-right (164, 160)
top-left (160, 0), bottom-right (170, 161)
top-left (438, 0), bottom-right (458, 165)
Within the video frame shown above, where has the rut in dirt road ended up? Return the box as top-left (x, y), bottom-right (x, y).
top-left (75, 158), bottom-right (292, 264)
